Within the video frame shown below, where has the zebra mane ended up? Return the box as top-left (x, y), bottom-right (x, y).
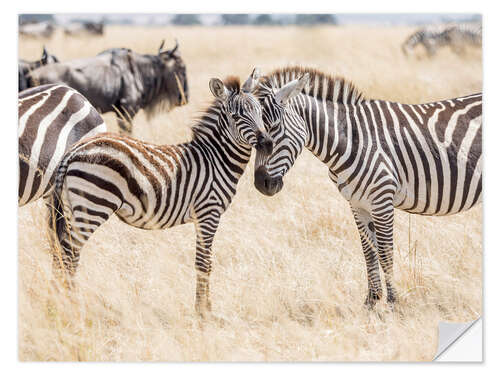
top-left (223, 76), bottom-right (241, 92)
top-left (259, 66), bottom-right (366, 104)
top-left (190, 76), bottom-right (241, 141)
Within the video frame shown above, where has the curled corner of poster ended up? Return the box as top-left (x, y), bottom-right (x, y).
top-left (433, 317), bottom-right (482, 362)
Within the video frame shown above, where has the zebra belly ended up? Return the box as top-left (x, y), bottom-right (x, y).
top-left (393, 159), bottom-right (482, 216)
top-left (115, 200), bottom-right (194, 230)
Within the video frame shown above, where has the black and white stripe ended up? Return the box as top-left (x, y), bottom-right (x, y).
top-left (19, 84), bottom-right (107, 206)
top-left (254, 67), bottom-right (482, 307)
top-left (48, 71), bottom-right (271, 317)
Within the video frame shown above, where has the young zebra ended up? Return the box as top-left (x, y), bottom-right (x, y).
top-left (253, 66), bottom-right (481, 307)
top-left (402, 23), bottom-right (482, 57)
top-left (19, 84), bottom-right (107, 206)
top-left (48, 70), bottom-right (272, 317)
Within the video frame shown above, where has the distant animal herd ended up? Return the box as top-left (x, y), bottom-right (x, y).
top-left (19, 20), bottom-right (104, 38)
top-left (18, 21), bottom-right (482, 319)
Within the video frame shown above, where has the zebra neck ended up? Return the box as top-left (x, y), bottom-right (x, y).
top-left (295, 97), bottom-right (354, 170)
top-left (188, 124), bottom-right (252, 193)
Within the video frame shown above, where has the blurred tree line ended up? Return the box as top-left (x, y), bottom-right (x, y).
top-left (171, 14), bottom-right (202, 25)
top-left (19, 14), bottom-right (55, 25)
top-left (19, 13), bottom-right (339, 27)
top-left (171, 14), bottom-right (338, 26)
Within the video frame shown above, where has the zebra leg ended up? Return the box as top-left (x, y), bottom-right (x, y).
top-left (48, 181), bottom-right (119, 284)
top-left (371, 204), bottom-right (397, 305)
top-left (194, 215), bottom-right (220, 318)
top-left (351, 206), bottom-right (383, 308)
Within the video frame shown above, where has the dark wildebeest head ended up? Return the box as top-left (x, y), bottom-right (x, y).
top-left (150, 39), bottom-right (189, 114)
top-left (18, 46), bottom-right (59, 91)
top-left (40, 46), bottom-right (59, 65)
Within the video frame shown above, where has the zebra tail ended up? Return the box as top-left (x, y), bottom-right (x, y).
top-left (49, 149), bottom-right (74, 244)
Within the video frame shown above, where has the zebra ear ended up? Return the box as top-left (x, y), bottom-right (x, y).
top-left (241, 67), bottom-right (261, 93)
top-left (209, 78), bottom-right (229, 101)
top-left (275, 73), bottom-right (310, 105)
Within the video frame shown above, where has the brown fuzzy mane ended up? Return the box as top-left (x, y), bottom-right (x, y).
top-left (259, 66), bottom-right (366, 104)
top-left (223, 76), bottom-right (241, 92)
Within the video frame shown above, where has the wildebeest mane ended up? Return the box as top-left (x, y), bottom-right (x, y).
top-left (133, 52), bottom-right (185, 120)
top-left (141, 53), bottom-right (176, 119)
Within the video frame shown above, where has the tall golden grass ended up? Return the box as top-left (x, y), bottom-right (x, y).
top-left (18, 25), bottom-right (482, 361)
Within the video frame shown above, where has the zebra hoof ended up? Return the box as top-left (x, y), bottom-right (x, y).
top-left (364, 289), bottom-right (382, 309)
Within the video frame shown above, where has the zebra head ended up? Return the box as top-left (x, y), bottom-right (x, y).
top-left (253, 73), bottom-right (310, 196)
top-left (209, 68), bottom-right (273, 154)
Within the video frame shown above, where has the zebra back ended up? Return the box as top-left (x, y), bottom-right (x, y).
top-left (18, 84), bottom-right (107, 206)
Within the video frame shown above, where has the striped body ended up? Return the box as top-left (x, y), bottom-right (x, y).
top-left (254, 67), bottom-right (482, 306)
top-left (402, 23), bottom-right (482, 56)
top-left (318, 94), bottom-right (482, 216)
top-left (56, 131), bottom-right (250, 233)
top-left (48, 73), bottom-right (269, 317)
top-left (18, 84), bottom-right (106, 206)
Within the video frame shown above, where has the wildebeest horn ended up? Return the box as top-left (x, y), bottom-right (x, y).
top-left (158, 39), bottom-right (165, 54)
top-left (41, 45), bottom-right (48, 63)
top-left (167, 39), bottom-right (179, 56)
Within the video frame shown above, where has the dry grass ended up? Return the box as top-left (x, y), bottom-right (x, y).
top-left (18, 25), bottom-right (482, 361)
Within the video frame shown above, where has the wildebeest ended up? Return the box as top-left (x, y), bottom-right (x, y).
top-left (18, 46), bottom-right (59, 92)
top-left (64, 21), bottom-right (104, 36)
top-left (19, 21), bottom-right (55, 38)
top-left (25, 40), bottom-right (188, 134)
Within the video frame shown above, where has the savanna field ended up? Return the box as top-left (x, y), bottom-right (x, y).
top-left (18, 25), bottom-right (482, 361)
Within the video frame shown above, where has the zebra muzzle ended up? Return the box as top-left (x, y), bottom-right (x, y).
top-left (254, 166), bottom-right (283, 196)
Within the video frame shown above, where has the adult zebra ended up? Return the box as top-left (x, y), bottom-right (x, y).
top-left (19, 84), bottom-right (107, 206)
top-left (48, 70), bottom-right (272, 317)
top-left (402, 23), bottom-right (482, 57)
top-left (253, 66), bottom-right (481, 307)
